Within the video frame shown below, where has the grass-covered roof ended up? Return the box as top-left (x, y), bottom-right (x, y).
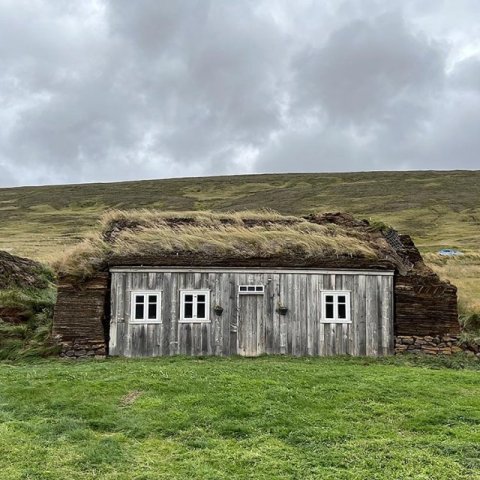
top-left (54, 210), bottom-right (406, 280)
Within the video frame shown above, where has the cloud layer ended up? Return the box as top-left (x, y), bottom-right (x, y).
top-left (1, 0), bottom-right (479, 187)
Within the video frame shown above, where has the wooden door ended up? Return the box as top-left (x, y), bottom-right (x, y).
top-left (237, 294), bottom-right (265, 356)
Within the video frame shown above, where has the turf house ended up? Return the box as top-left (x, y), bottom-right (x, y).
top-left (52, 210), bottom-right (459, 358)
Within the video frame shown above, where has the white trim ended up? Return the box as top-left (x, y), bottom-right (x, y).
top-left (110, 267), bottom-right (394, 276)
top-left (238, 284), bottom-right (265, 294)
top-left (130, 291), bottom-right (162, 324)
top-left (321, 290), bottom-right (351, 324)
top-left (179, 289), bottom-right (211, 323)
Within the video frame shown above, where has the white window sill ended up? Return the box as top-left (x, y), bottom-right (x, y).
top-left (320, 320), bottom-right (352, 324)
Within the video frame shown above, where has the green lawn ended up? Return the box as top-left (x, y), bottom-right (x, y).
top-left (1, 356), bottom-right (480, 479)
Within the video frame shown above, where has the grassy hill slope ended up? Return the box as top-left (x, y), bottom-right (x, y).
top-left (0, 171), bottom-right (478, 307)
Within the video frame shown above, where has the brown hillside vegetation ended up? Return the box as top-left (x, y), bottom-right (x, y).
top-left (0, 171), bottom-right (478, 309)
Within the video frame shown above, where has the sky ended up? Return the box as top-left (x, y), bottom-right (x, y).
top-left (1, 0), bottom-right (479, 187)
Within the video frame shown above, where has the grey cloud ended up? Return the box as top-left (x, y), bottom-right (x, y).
top-left (414, 92), bottom-right (480, 169)
top-left (292, 13), bottom-right (446, 124)
top-left (449, 56), bottom-right (480, 93)
top-left (106, 0), bottom-right (288, 160)
top-left (0, 0), bottom-right (479, 187)
top-left (255, 125), bottom-right (369, 174)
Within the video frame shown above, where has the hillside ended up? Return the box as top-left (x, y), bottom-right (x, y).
top-left (0, 171), bottom-right (478, 307)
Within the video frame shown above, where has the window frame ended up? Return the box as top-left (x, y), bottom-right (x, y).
top-left (130, 291), bottom-right (162, 324)
top-left (179, 289), bottom-right (211, 323)
top-left (321, 291), bottom-right (351, 324)
top-left (238, 284), bottom-right (265, 294)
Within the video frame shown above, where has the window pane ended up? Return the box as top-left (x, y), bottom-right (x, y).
top-left (148, 295), bottom-right (157, 304)
top-left (256, 286), bottom-right (263, 291)
top-left (240, 286), bottom-right (247, 291)
top-left (136, 295), bottom-right (145, 304)
top-left (325, 295), bottom-right (334, 303)
top-left (248, 286), bottom-right (255, 291)
top-left (326, 303), bottom-right (334, 318)
top-left (197, 294), bottom-right (206, 303)
top-left (148, 302), bottom-right (157, 320)
top-left (338, 295), bottom-right (346, 304)
top-left (197, 302), bottom-right (206, 318)
top-left (338, 303), bottom-right (346, 319)
top-left (185, 294), bottom-right (193, 302)
top-left (135, 303), bottom-right (144, 320)
top-left (184, 302), bottom-right (193, 318)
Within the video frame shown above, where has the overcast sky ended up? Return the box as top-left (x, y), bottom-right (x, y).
top-left (1, 0), bottom-right (479, 187)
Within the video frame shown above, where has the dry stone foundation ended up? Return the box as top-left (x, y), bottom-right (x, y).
top-left (395, 335), bottom-right (479, 358)
top-left (59, 341), bottom-right (106, 359)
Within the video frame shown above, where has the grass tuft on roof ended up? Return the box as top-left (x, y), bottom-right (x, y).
top-left (53, 209), bottom-right (385, 280)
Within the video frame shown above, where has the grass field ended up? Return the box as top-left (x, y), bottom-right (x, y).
top-left (1, 356), bottom-right (480, 480)
top-left (0, 171), bottom-right (478, 308)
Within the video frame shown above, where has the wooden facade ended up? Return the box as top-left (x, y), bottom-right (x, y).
top-left (109, 267), bottom-right (394, 357)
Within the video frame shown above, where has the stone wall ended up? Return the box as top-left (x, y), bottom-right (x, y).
top-left (395, 335), bottom-right (479, 358)
top-left (52, 273), bottom-right (110, 358)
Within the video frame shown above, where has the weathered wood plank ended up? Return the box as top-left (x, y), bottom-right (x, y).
top-left (124, 273), bottom-right (134, 357)
top-left (178, 323), bottom-right (186, 355)
top-left (298, 274), bottom-right (307, 356)
top-left (356, 275), bottom-right (367, 356)
top-left (162, 272), bottom-right (172, 355)
top-left (365, 275), bottom-right (379, 356)
top-left (228, 272), bottom-right (237, 356)
top-left (202, 323), bottom-right (209, 355)
top-left (115, 322), bottom-right (125, 356)
top-left (335, 321), bottom-right (343, 355)
top-left (247, 273), bottom-right (257, 356)
top-left (270, 274), bottom-right (280, 354)
top-left (342, 275), bottom-right (354, 355)
top-left (279, 273), bottom-right (288, 354)
top-left (109, 273), bottom-right (118, 355)
top-left (257, 273), bottom-right (267, 355)
top-left (316, 274), bottom-right (324, 356)
top-left (319, 322), bottom-right (325, 356)
top-left (193, 323), bottom-right (202, 356)
top-left (185, 324), bottom-right (192, 355)
top-left (285, 273), bottom-right (294, 355)
top-left (171, 272), bottom-right (181, 355)
top-left (342, 323), bottom-right (349, 355)
top-left (211, 273), bottom-right (222, 356)
top-left (152, 323), bottom-right (161, 356)
top-left (380, 276), bottom-right (394, 355)
top-left (330, 323), bottom-right (336, 355)
top-left (110, 269), bottom-right (394, 358)
top-left (265, 274), bottom-right (274, 354)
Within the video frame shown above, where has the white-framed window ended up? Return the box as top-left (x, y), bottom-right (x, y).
top-left (180, 290), bottom-right (210, 323)
top-left (321, 291), bottom-right (351, 323)
top-left (238, 285), bottom-right (264, 294)
top-left (130, 291), bottom-right (162, 323)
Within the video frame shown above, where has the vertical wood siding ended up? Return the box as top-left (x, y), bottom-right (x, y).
top-left (109, 270), bottom-right (394, 357)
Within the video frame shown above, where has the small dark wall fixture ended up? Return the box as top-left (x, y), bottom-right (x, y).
top-left (214, 305), bottom-right (224, 316)
top-left (277, 306), bottom-right (288, 316)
